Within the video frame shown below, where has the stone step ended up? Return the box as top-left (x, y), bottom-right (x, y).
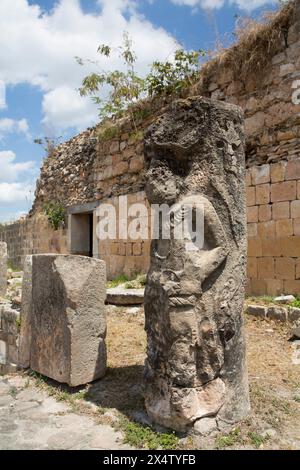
top-left (106, 288), bottom-right (144, 305)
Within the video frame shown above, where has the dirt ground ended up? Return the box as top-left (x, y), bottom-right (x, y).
top-left (22, 304), bottom-right (300, 450)
top-left (88, 305), bottom-right (300, 450)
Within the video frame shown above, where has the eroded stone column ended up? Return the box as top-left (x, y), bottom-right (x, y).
top-left (144, 97), bottom-right (250, 433)
top-left (0, 242), bottom-right (7, 297)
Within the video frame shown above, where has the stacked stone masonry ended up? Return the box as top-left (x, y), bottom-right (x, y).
top-left (0, 1), bottom-right (300, 290)
top-left (247, 161), bottom-right (300, 296)
top-left (0, 302), bottom-right (20, 374)
top-left (0, 243), bottom-right (7, 296)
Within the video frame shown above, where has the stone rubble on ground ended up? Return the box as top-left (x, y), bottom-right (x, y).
top-left (274, 295), bottom-right (296, 304)
top-left (106, 287), bottom-right (144, 305)
top-left (246, 304), bottom-right (300, 325)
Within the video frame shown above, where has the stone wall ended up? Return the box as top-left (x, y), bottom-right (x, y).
top-left (246, 160), bottom-right (300, 295)
top-left (0, 301), bottom-right (20, 375)
top-left (0, 243), bottom-right (7, 296)
top-left (0, 215), bottom-right (68, 270)
top-left (0, 1), bottom-right (299, 289)
top-left (96, 191), bottom-right (151, 279)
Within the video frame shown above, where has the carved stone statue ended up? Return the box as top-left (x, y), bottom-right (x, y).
top-left (144, 97), bottom-right (250, 433)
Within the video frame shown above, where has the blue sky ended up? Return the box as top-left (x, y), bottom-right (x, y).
top-left (0, 0), bottom-right (279, 222)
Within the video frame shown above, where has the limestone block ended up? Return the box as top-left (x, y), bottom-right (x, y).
top-left (289, 307), bottom-right (300, 323)
top-left (0, 242), bottom-right (7, 297)
top-left (271, 181), bottom-right (297, 202)
top-left (265, 279), bottom-right (283, 297)
top-left (246, 305), bottom-right (267, 319)
top-left (283, 280), bottom-right (300, 296)
top-left (291, 200), bottom-right (300, 219)
top-left (258, 205), bottom-right (271, 222)
top-left (294, 218), bottom-right (300, 236)
top-left (267, 306), bottom-right (287, 322)
top-left (261, 238), bottom-right (282, 257)
top-left (24, 254), bottom-right (107, 386)
top-left (286, 160), bottom-right (300, 181)
top-left (272, 201), bottom-right (290, 220)
top-left (275, 257), bottom-right (296, 280)
top-left (251, 164), bottom-right (270, 185)
top-left (257, 257), bottom-right (275, 279)
top-left (247, 257), bottom-right (258, 279)
top-left (247, 206), bottom-right (258, 223)
top-left (280, 236), bottom-right (300, 257)
top-left (247, 223), bottom-right (258, 238)
top-left (248, 238), bottom-right (262, 257)
top-left (257, 221), bottom-right (276, 238)
top-left (106, 287), bottom-right (144, 305)
top-left (246, 187), bottom-right (255, 206)
top-left (18, 256), bottom-right (33, 368)
top-left (270, 162), bottom-right (286, 183)
top-left (275, 219), bottom-right (293, 237)
top-left (256, 184), bottom-right (270, 205)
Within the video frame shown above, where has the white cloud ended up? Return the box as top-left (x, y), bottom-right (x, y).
top-left (42, 86), bottom-right (99, 133)
top-left (0, 81), bottom-right (6, 109)
top-left (0, 182), bottom-right (35, 204)
top-left (170, 0), bottom-right (277, 11)
top-left (0, 118), bottom-right (31, 141)
top-left (0, 0), bottom-right (179, 132)
top-left (0, 150), bottom-right (35, 182)
top-left (0, 150), bottom-right (36, 212)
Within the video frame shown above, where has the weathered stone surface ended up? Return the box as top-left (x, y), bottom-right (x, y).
top-left (27, 254), bottom-right (107, 386)
top-left (144, 97), bottom-right (250, 432)
top-left (246, 305), bottom-right (267, 318)
top-left (290, 327), bottom-right (300, 340)
top-left (267, 306), bottom-right (287, 322)
top-left (106, 288), bottom-right (144, 305)
top-left (193, 416), bottom-right (218, 436)
top-left (0, 242), bottom-right (7, 297)
top-left (18, 256), bottom-right (33, 368)
top-left (274, 295), bottom-right (296, 304)
top-left (288, 307), bottom-right (300, 323)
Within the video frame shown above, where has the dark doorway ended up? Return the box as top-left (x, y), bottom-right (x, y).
top-left (69, 212), bottom-right (94, 258)
top-left (89, 213), bottom-right (93, 258)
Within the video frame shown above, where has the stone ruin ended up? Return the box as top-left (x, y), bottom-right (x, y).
top-left (0, 96), bottom-right (251, 435)
top-left (143, 97), bottom-right (250, 433)
top-left (0, 242), bottom-right (7, 297)
top-left (0, 241), bottom-right (20, 374)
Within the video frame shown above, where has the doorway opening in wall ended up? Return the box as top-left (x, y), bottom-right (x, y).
top-left (69, 212), bottom-right (94, 258)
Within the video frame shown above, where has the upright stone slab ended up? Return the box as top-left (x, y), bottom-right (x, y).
top-left (0, 242), bottom-right (7, 297)
top-left (28, 254), bottom-right (107, 386)
top-left (18, 255), bottom-right (33, 368)
top-left (144, 97), bottom-right (250, 432)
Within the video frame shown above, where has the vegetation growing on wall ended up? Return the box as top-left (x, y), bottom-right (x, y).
top-left (77, 32), bottom-right (205, 127)
top-left (197, 0), bottom-right (296, 91)
top-left (34, 136), bottom-right (63, 159)
top-left (43, 202), bottom-right (65, 231)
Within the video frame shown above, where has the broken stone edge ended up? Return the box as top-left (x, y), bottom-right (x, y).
top-left (246, 304), bottom-right (300, 324)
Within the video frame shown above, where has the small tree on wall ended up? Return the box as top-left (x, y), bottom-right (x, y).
top-left (76, 32), bottom-right (205, 127)
top-left (43, 202), bottom-right (65, 231)
top-left (34, 136), bottom-right (63, 158)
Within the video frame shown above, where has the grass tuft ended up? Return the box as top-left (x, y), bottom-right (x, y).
top-left (121, 418), bottom-right (179, 450)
